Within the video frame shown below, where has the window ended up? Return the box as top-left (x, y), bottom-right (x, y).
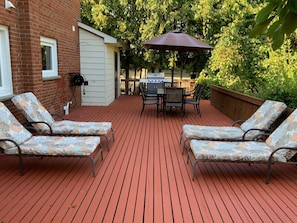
top-left (40, 36), bottom-right (58, 78)
top-left (0, 25), bottom-right (13, 98)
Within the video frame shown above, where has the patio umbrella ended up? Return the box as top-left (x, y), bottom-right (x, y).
top-left (143, 30), bottom-right (213, 85)
top-left (143, 29), bottom-right (213, 52)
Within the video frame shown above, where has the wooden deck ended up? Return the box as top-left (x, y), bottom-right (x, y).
top-left (1, 95), bottom-right (297, 222)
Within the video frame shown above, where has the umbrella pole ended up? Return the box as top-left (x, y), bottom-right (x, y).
top-left (180, 65), bottom-right (183, 87)
top-left (171, 68), bottom-right (174, 87)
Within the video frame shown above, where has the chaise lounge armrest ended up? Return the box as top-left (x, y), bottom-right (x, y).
top-left (23, 121), bottom-right (53, 134)
top-left (266, 146), bottom-right (297, 183)
top-left (242, 128), bottom-right (271, 140)
top-left (251, 132), bottom-right (271, 141)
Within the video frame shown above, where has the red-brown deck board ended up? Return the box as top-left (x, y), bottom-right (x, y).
top-left (1, 95), bottom-right (297, 222)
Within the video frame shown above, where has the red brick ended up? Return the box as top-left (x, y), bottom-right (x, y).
top-left (1, 0), bottom-right (81, 120)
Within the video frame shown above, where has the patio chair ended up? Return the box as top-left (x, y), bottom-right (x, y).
top-left (184, 84), bottom-right (204, 117)
top-left (163, 87), bottom-right (185, 119)
top-left (187, 108), bottom-right (297, 184)
top-left (139, 82), bottom-right (158, 97)
top-left (0, 102), bottom-right (103, 176)
top-left (11, 92), bottom-right (114, 150)
top-left (180, 100), bottom-right (287, 154)
top-left (140, 84), bottom-right (159, 117)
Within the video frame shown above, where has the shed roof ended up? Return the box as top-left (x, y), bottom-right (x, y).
top-left (78, 22), bottom-right (128, 49)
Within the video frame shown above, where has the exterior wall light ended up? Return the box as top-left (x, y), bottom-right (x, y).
top-left (5, 0), bottom-right (16, 9)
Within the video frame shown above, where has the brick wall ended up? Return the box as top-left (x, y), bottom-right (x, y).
top-left (1, 0), bottom-right (81, 120)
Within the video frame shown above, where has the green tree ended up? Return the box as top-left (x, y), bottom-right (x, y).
top-left (250, 0), bottom-right (297, 50)
top-left (255, 38), bottom-right (297, 107)
top-left (192, 0), bottom-right (266, 92)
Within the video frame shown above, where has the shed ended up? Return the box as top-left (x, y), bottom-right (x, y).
top-left (78, 22), bottom-right (127, 106)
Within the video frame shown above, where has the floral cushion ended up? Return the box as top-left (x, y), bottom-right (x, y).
top-left (50, 121), bottom-right (112, 135)
top-left (11, 92), bottom-right (55, 132)
top-left (183, 100), bottom-right (287, 140)
top-left (183, 125), bottom-right (245, 140)
top-left (190, 140), bottom-right (286, 162)
top-left (240, 100), bottom-right (287, 133)
top-left (12, 92), bottom-right (112, 135)
top-left (0, 102), bottom-right (32, 150)
top-left (4, 136), bottom-right (100, 156)
top-left (265, 109), bottom-right (297, 160)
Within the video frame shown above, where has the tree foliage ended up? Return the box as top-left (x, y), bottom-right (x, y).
top-left (199, 1), bottom-right (266, 92)
top-left (250, 0), bottom-right (297, 50)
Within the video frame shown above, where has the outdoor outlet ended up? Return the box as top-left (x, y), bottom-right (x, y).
top-left (84, 81), bottom-right (88, 85)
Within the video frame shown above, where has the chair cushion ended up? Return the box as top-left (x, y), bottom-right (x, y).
top-left (182, 100), bottom-right (287, 140)
top-left (12, 92), bottom-right (113, 136)
top-left (190, 140), bottom-right (286, 163)
top-left (183, 124), bottom-right (244, 140)
top-left (240, 100), bottom-right (287, 132)
top-left (0, 103), bottom-right (32, 150)
top-left (11, 92), bottom-right (55, 131)
top-left (49, 121), bottom-right (112, 135)
top-left (4, 135), bottom-right (100, 155)
top-left (266, 109), bottom-right (297, 160)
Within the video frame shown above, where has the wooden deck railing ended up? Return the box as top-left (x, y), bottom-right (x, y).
top-left (210, 85), bottom-right (292, 128)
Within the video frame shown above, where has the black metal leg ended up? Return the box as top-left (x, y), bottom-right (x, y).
top-left (140, 104), bottom-right (145, 116)
top-left (266, 160), bottom-right (272, 184)
top-left (18, 154), bottom-right (24, 176)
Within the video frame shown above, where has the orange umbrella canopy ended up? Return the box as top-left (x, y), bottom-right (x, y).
top-left (143, 30), bottom-right (213, 52)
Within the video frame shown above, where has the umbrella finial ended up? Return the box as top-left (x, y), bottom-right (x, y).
top-left (177, 20), bottom-right (182, 30)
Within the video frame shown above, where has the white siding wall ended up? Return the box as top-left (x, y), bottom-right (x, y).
top-left (79, 29), bottom-right (113, 106)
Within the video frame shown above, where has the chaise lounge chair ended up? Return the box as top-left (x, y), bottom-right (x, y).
top-left (11, 92), bottom-right (114, 150)
top-left (187, 108), bottom-right (297, 184)
top-left (180, 100), bottom-right (287, 154)
top-left (0, 102), bottom-right (103, 176)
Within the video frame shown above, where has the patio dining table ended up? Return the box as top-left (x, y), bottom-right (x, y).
top-left (156, 88), bottom-right (191, 100)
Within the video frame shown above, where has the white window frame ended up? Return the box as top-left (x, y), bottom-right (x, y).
top-left (40, 36), bottom-right (58, 78)
top-left (0, 25), bottom-right (13, 98)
